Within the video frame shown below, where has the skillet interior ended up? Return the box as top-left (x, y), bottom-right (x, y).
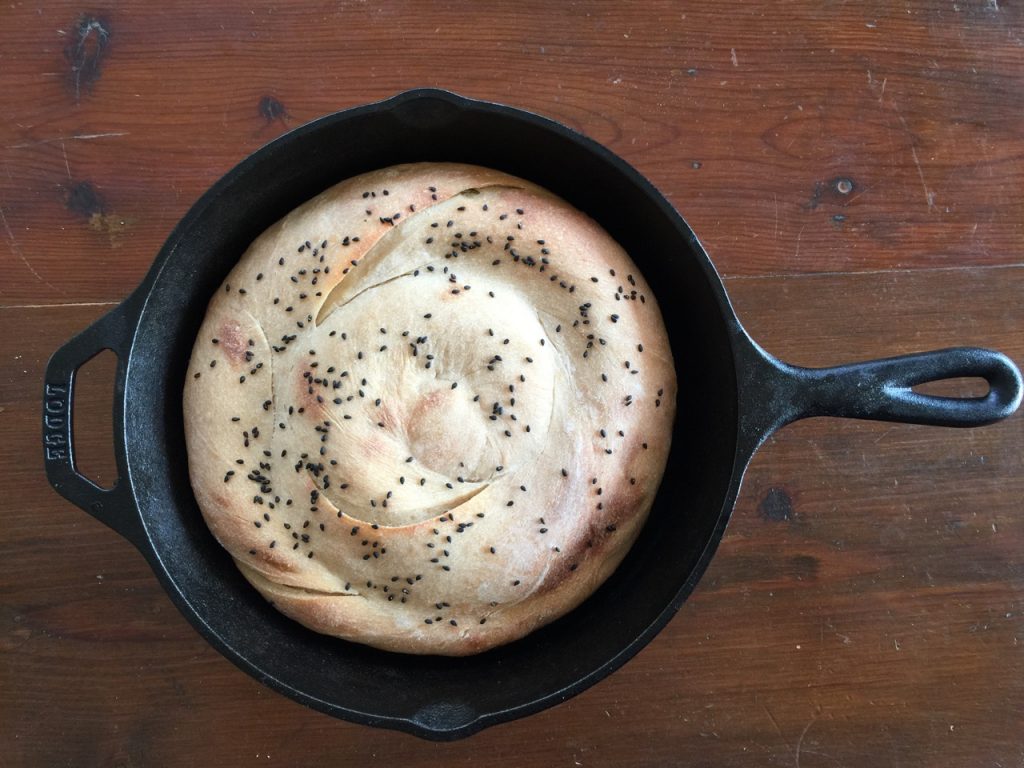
top-left (120, 91), bottom-right (742, 737)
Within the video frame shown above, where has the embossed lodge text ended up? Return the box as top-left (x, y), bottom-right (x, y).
top-left (44, 383), bottom-right (68, 460)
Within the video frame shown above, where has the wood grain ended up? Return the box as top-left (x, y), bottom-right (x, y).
top-left (1, 1), bottom-right (1023, 305)
top-left (1, 2), bottom-right (1023, 766)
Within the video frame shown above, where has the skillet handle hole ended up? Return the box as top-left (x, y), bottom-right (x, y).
top-left (912, 376), bottom-right (990, 399)
top-left (70, 348), bottom-right (119, 490)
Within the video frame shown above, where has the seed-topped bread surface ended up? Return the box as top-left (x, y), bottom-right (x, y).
top-left (184, 163), bottom-right (676, 655)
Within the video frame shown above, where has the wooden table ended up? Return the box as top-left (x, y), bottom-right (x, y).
top-left (2, 2), bottom-right (1022, 765)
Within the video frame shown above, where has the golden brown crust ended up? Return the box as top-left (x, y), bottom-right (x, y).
top-left (183, 163), bottom-right (676, 655)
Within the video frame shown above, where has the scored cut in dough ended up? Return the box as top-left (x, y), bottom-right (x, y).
top-left (184, 163), bottom-right (676, 655)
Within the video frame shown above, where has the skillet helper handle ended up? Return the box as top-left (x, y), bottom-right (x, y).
top-left (794, 347), bottom-right (1023, 427)
top-left (43, 304), bottom-right (142, 546)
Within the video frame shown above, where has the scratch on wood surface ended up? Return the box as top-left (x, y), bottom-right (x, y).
top-left (793, 225), bottom-right (806, 261)
top-left (907, 139), bottom-right (935, 211)
top-left (845, 179), bottom-right (875, 205)
top-left (6, 132), bottom-right (129, 149)
top-left (760, 701), bottom-right (790, 748)
top-left (794, 712), bottom-right (843, 767)
top-left (60, 141), bottom-right (72, 181)
top-left (866, 70), bottom-right (887, 103)
top-left (730, 47), bottom-right (739, 66)
top-left (773, 194), bottom-right (779, 239)
top-left (0, 205), bottom-right (62, 294)
top-left (873, 426), bottom-right (897, 444)
top-left (801, 748), bottom-right (842, 766)
top-left (893, 104), bottom-right (936, 212)
top-left (794, 716), bottom-right (816, 768)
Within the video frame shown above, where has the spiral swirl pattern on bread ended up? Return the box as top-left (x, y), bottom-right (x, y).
top-left (184, 163), bottom-right (675, 654)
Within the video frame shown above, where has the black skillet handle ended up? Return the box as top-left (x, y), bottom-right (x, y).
top-left (738, 340), bottom-right (1023, 455)
top-left (43, 303), bottom-right (144, 548)
top-left (791, 347), bottom-right (1023, 426)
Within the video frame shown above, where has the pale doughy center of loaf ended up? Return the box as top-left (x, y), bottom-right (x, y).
top-left (299, 269), bottom-right (556, 527)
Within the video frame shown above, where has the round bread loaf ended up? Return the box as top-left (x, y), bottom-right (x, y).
top-left (184, 163), bottom-right (676, 655)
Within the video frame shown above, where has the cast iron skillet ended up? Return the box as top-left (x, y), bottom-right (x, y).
top-left (43, 89), bottom-right (1022, 740)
